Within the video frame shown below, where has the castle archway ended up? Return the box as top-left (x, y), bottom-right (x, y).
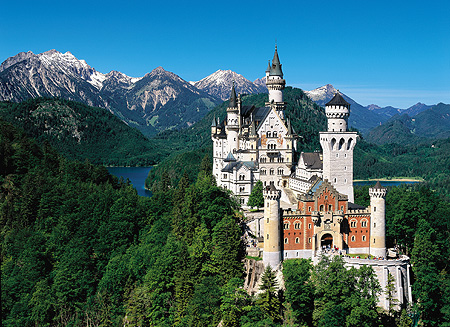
top-left (321, 233), bottom-right (333, 248)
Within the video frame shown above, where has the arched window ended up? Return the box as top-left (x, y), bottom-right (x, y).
top-left (361, 219), bottom-right (368, 228)
top-left (339, 138), bottom-right (345, 150)
top-left (261, 169), bottom-right (266, 175)
top-left (362, 235), bottom-right (366, 242)
top-left (351, 235), bottom-right (356, 242)
top-left (331, 138), bottom-right (336, 150)
top-left (319, 205), bottom-right (324, 211)
top-left (350, 220), bottom-right (357, 228)
top-left (278, 168), bottom-right (284, 175)
top-left (328, 204), bottom-right (332, 211)
top-left (294, 221), bottom-right (301, 229)
top-left (283, 221), bottom-right (290, 230)
top-left (267, 131), bottom-right (271, 137)
top-left (284, 238), bottom-right (289, 244)
top-left (270, 169), bottom-right (275, 175)
top-left (347, 138), bottom-right (353, 150)
top-left (273, 131), bottom-right (277, 137)
top-left (295, 237), bottom-right (300, 244)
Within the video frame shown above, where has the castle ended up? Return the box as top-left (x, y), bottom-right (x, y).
top-left (212, 47), bottom-right (412, 310)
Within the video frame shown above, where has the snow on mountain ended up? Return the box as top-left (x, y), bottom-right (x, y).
top-left (304, 84), bottom-right (338, 107)
top-left (193, 69), bottom-right (267, 101)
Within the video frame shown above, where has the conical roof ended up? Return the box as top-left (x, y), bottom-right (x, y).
top-left (373, 181), bottom-right (384, 190)
top-left (266, 60), bottom-right (271, 73)
top-left (211, 116), bottom-right (217, 127)
top-left (224, 152), bottom-right (237, 162)
top-left (229, 82), bottom-right (237, 107)
top-left (269, 46), bottom-right (283, 77)
top-left (325, 91), bottom-right (350, 106)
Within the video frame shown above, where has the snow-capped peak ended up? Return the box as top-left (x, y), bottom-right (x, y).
top-left (304, 84), bottom-right (337, 102)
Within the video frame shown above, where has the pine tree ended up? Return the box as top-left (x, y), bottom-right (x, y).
top-left (257, 266), bottom-right (283, 323)
top-left (247, 180), bottom-right (264, 209)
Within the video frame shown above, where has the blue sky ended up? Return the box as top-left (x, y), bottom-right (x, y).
top-left (1, 0), bottom-right (449, 108)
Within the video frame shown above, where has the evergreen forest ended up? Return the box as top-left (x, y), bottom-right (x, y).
top-left (1, 87), bottom-right (450, 326)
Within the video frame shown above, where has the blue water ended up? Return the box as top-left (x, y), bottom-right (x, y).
top-left (354, 180), bottom-right (421, 187)
top-left (107, 167), bottom-right (153, 197)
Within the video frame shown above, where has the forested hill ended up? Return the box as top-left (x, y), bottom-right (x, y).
top-left (0, 119), bottom-right (245, 326)
top-left (0, 98), bottom-right (169, 166)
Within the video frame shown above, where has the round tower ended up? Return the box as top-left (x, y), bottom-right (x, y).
top-left (226, 83), bottom-right (240, 153)
top-left (263, 184), bottom-right (282, 268)
top-left (325, 90), bottom-right (350, 132)
top-left (369, 181), bottom-right (387, 258)
top-left (266, 46), bottom-right (286, 107)
top-left (319, 91), bottom-right (358, 202)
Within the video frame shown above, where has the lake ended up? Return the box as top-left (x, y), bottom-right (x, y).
top-left (107, 167), bottom-right (153, 197)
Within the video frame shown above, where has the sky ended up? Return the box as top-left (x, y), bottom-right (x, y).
top-left (1, 0), bottom-right (449, 108)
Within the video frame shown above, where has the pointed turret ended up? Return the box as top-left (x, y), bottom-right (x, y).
top-left (269, 45), bottom-right (283, 77)
top-left (266, 45), bottom-right (286, 107)
top-left (211, 116), bottom-right (217, 127)
top-left (229, 82), bottom-right (237, 108)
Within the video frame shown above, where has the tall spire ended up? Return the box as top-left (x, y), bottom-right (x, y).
top-left (229, 81), bottom-right (237, 107)
top-left (269, 45), bottom-right (283, 77)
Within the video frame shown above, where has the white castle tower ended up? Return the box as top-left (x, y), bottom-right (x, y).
top-left (319, 92), bottom-right (358, 202)
top-left (369, 181), bottom-right (387, 258)
top-left (263, 184), bottom-right (282, 268)
top-left (226, 83), bottom-right (240, 154)
top-left (265, 45), bottom-right (286, 119)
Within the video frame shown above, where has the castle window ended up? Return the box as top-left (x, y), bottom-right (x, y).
top-left (344, 166), bottom-right (347, 171)
top-left (261, 169), bottom-right (266, 175)
top-left (273, 132), bottom-right (277, 137)
top-left (319, 205), bottom-right (324, 212)
top-left (308, 224), bottom-right (312, 229)
top-left (308, 206), bottom-right (311, 212)
top-left (278, 168), bottom-right (284, 175)
top-left (294, 221), bottom-right (301, 229)
top-left (341, 206), bottom-right (344, 211)
top-left (287, 144), bottom-right (289, 149)
top-left (362, 235), bottom-right (366, 242)
top-left (295, 237), bottom-right (300, 244)
top-left (270, 169), bottom-right (275, 175)
top-left (334, 178), bottom-right (337, 183)
top-left (283, 221), bottom-right (290, 230)
top-left (223, 174), bottom-right (227, 179)
top-left (374, 207), bottom-right (376, 212)
top-left (270, 157), bottom-right (275, 163)
top-left (239, 174), bottom-right (245, 180)
top-left (284, 238), bottom-right (288, 244)
top-left (336, 153), bottom-right (339, 158)
top-left (373, 238), bottom-right (376, 244)
top-left (374, 223), bottom-right (376, 228)
top-left (350, 220), bottom-right (357, 228)
top-left (361, 220), bottom-right (368, 228)
top-left (308, 238), bottom-right (312, 243)
top-left (267, 132), bottom-right (271, 137)
top-left (344, 153), bottom-right (347, 158)
top-left (267, 234), bottom-right (269, 240)
top-left (329, 205), bottom-right (332, 211)
top-left (239, 186), bottom-right (245, 192)
top-left (351, 235), bottom-right (356, 242)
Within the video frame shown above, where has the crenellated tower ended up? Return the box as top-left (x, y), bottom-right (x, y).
top-left (319, 92), bottom-right (358, 202)
top-left (369, 181), bottom-right (387, 258)
top-left (265, 46), bottom-right (286, 119)
top-left (263, 184), bottom-right (282, 268)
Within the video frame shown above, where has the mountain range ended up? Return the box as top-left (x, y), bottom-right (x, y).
top-left (1, 50), bottom-right (447, 140)
top-left (304, 84), bottom-right (436, 135)
top-left (0, 50), bottom-right (268, 137)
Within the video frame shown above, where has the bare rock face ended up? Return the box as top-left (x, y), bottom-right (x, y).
top-left (193, 70), bottom-right (267, 101)
top-left (0, 51), bottom-right (220, 137)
